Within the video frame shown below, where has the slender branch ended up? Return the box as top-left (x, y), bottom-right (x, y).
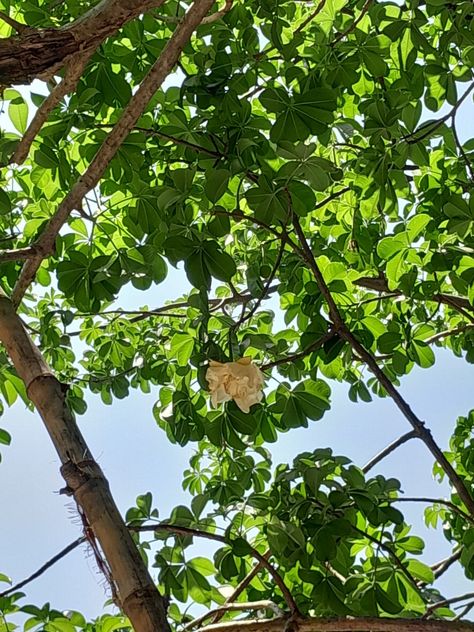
top-left (11, 51), bottom-right (93, 166)
top-left (332, 0), bottom-right (374, 44)
top-left (261, 328), bottom-right (335, 370)
top-left (401, 82), bottom-right (474, 145)
top-left (363, 431), bottom-right (417, 473)
top-left (131, 523), bottom-right (300, 615)
top-left (431, 549), bottom-right (462, 581)
top-left (210, 553), bottom-right (271, 624)
top-left (184, 601), bottom-right (284, 631)
top-left (350, 526), bottom-right (421, 592)
top-left (235, 240), bottom-right (286, 329)
top-left (11, 0), bottom-right (218, 308)
top-left (314, 186), bottom-right (351, 210)
top-left (292, 214), bottom-right (474, 517)
top-left (452, 115), bottom-right (474, 182)
top-left (354, 276), bottom-right (474, 317)
top-left (198, 616), bottom-right (474, 632)
top-left (393, 497), bottom-right (474, 525)
top-left (294, 0), bottom-right (326, 34)
top-left (0, 537), bottom-right (85, 598)
top-left (425, 592), bottom-right (474, 615)
top-left (425, 324), bottom-right (474, 345)
top-left (0, 246), bottom-right (36, 263)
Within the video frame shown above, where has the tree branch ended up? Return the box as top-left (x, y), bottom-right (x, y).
top-left (393, 497), bottom-right (474, 525)
top-left (0, 537), bottom-right (86, 598)
top-left (11, 51), bottom-right (94, 166)
top-left (131, 523), bottom-right (300, 615)
top-left (332, 0), bottom-right (374, 44)
top-left (261, 328), bottom-right (335, 370)
top-left (198, 616), bottom-right (474, 632)
top-left (11, 0), bottom-right (217, 308)
top-left (0, 0), bottom-right (167, 84)
top-left (291, 214), bottom-right (474, 517)
top-left (354, 276), bottom-right (474, 318)
top-left (184, 601), bottom-right (284, 631)
top-left (363, 431), bottom-right (417, 473)
top-left (425, 592), bottom-right (474, 616)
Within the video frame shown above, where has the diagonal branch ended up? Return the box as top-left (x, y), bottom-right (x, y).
top-left (363, 431), bottom-right (417, 473)
top-left (11, 0), bottom-right (217, 309)
top-left (132, 523), bottom-right (300, 615)
top-left (11, 51), bottom-right (94, 166)
top-left (292, 214), bottom-right (474, 517)
top-left (0, 537), bottom-right (86, 598)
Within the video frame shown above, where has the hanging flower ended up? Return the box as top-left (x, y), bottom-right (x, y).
top-left (205, 357), bottom-right (264, 414)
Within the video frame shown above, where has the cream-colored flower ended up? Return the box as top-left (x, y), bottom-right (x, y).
top-left (206, 357), bottom-right (264, 413)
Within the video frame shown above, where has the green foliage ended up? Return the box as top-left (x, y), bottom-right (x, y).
top-left (1, 0), bottom-right (474, 628)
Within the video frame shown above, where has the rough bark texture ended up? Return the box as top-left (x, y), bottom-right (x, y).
top-left (199, 617), bottom-right (474, 632)
top-left (0, 291), bottom-right (171, 632)
top-left (11, 0), bottom-right (217, 307)
top-left (0, 0), bottom-right (166, 84)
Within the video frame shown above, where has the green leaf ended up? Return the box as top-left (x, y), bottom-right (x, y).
top-left (8, 95), bottom-right (28, 134)
top-left (205, 169), bottom-right (230, 203)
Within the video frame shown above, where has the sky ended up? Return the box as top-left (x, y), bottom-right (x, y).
top-left (0, 25), bottom-right (474, 627)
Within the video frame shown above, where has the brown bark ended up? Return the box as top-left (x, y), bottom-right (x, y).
top-left (198, 617), bottom-right (474, 632)
top-left (0, 0), bottom-right (166, 84)
top-left (11, 0), bottom-right (217, 307)
top-left (0, 290), bottom-right (171, 632)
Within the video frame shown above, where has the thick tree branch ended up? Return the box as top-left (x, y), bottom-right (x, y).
top-left (292, 215), bottom-right (474, 517)
top-left (11, 0), bottom-right (217, 308)
top-left (0, 0), bottom-right (167, 84)
top-left (198, 616), bottom-right (474, 632)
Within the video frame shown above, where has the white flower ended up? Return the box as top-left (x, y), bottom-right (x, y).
top-left (205, 357), bottom-right (264, 413)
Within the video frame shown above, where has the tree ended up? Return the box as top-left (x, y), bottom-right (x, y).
top-left (0, 0), bottom-right (473, 630)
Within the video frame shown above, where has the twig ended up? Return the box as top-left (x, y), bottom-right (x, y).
top-left (131, 523), bottom-right (300, 615)
top-left (235, 240), bottom-right (286, 329)
top-left (261, 328), bottom-right (335, 370)
top-left (401, 82), bottom-right (474, 145)
top-left (292, 214), bottom-right (474, 517)
top-left (294, 0), bottom-right (326, 34)
top-left (393, 497), bottom-right (474, 525)
top-left (363, 431), bottom-right (417, 473)
top-left (354, 276), bottom-right (474, 317)
top-left (0, 537), bottom-right (85, 598)
top-left (332, 0), bottom-right (374, 44)
top-left (210, 553), bottom-right (271, 624)
top-left (10, 0), bottom-right (217, 308)
top-left (11, 52), bottom-right (93, 166)
top-left (425, 591), bottom-right (474, 616)
top-left (431, 549), bottom-right (462, 581)
top-left (184, 601), bottom-right (284, 631)
top-left (425, 324), bottom-right (474, 345)
top-left (0, 246), bottom-right (36, 263)
top-left (351, 525), bottom-right (421, 592)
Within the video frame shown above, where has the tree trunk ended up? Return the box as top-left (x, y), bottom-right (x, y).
top-left (0, 299), bottom-right (171, 632)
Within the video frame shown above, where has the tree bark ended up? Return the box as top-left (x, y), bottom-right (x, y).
top-left (0, 0), bottom-right (166, 84)
top-left (0, 290), bottom-right (172, 631)
top-left (199, 616), bottom-right (474, 632)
